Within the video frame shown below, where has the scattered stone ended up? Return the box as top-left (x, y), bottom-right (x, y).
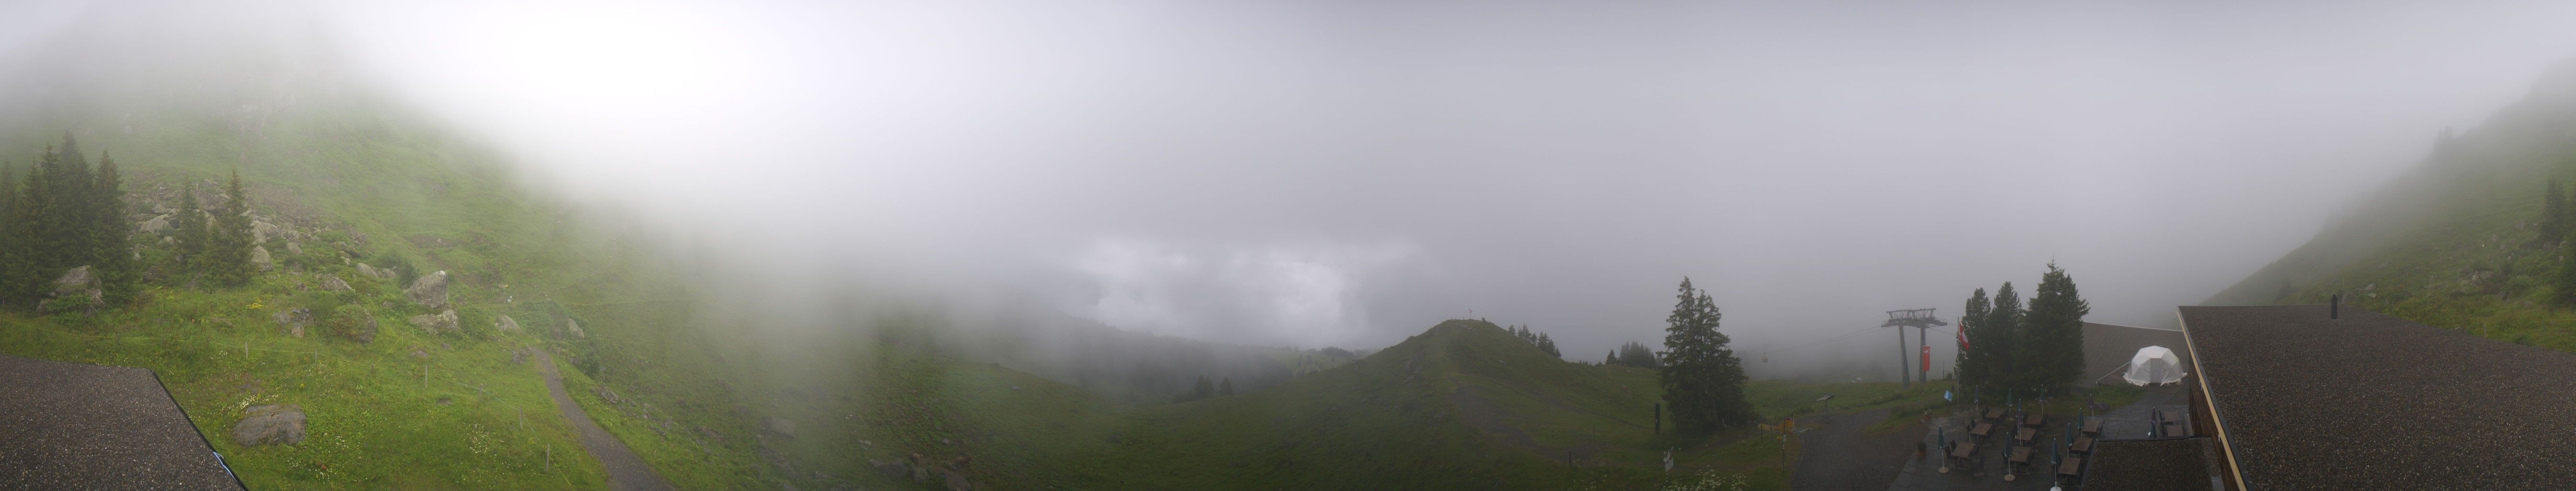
top-left (232, 405), bottom-right (306, 446)
top-left (404, 270), bottom-right (449, 307)
top-left (347, 312), bottom-right (379, 344)
top-left (509, 347), bottom-right (528, 365)
top-left (136, 214), bottom-right (171, 234)
top-left (495, 315), bottom-right (521, 333)
top-left (319, 274), bottom-right (353, 292)
top-left (356, 262), bottom-right (389, 281)
top-left (251, 246), bottom-right (274, 271)
top-left (272, 308), bottom-right (313, 338)
top-left (285, 242), bottom-right (303, 256)
top-left (411, 348), bottom-right (428, 359)
top-left (563, 318), bottom-right (587, 339)
top-left (871, 459), bottom-right (910, 479)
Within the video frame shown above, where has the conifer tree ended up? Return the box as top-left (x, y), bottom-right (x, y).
top-left (1984, 282), bottom-right (2026, 395)
top-left (1219, 377), bottom-right (1234, 396)
top-left (92, 152), bottom-right (134, 306)
top-left (1955, 288), bottom-right (1993, 392)
top-left (1658, 277), bottom-right (1758, 434)
top-left (0, 164), bottom-right (26, 308)
top-left (204, 169), bottom-right (255, 286)
top-left (1607, 350), bottom-right (1620, 365)
top-left (172, 185), bottom-right (208, 270)
top-left (1193, 375), bottom-right (1214, 400)
top-left (2023, 263), bottom-right (2090, 395)
top-left (1537, 332), bottom-right (1559, 357)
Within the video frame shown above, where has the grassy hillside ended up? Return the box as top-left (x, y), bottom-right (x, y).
top-left (2209, 63), bottom-right (2576, 351)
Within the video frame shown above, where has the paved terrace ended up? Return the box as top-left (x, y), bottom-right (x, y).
top-left (2181, 304), bottom-right (2576, 490)
top-left (0, 353), bottom-right (242, 490)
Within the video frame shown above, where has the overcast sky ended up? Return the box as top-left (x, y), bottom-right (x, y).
top-left (18, 0), bottom-right (2576, 374)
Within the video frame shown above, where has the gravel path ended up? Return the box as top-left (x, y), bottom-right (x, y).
top-left (535, 351), bottom-right (673, 491)
top-left (1791, 408), bottom-right (1917, 491)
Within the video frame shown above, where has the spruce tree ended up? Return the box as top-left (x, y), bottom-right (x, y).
top-left (1607, 350), bottom-right (1621, 365)
top-left (1955, 288), bottom-right (1993, 393)
top-left (0, 164), bottom-right (25, 308)
top-left (1658, 277), bottom-right (1758, 433)
top-left (205, 169), bottom-right (256, 287)
top-left (1537, 332), bottom-right (1559, 357)
top-left (1193, 375), bottom-right (1214, 399)
top-left (1984, 282), bottom-right (2025, 396)
top-left (1219, 377), bottom-right (1234, 396)
top-left (92, 152), bottom-right (134, 306)
top-left (172, 186), bottom-right (208, 271)
top-left (2023, 263), bottom-right (2091, 395)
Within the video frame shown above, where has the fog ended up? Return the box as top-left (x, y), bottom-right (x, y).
top-left (15, 0), bottom-right (2576, 378)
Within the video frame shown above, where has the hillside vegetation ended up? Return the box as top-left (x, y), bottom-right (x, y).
top-left (2210, 62), bottom-right (2576, 350)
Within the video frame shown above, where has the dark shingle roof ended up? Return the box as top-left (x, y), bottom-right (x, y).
top-left (0, 353), bottom-right (242, 490)
top-left (2084, 437), bottom-right (2220, 491)
top-left (2083, 322), bottom-right (2191, 385)
top-left (2179, 304), bottom-right (2576, 490)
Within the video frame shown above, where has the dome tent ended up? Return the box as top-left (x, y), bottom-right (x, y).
top-left (2124, 346), bottom-right (2186, 386)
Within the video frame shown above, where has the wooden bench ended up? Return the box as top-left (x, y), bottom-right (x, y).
top-left (2058, 457), bottom-right (2085, 483)
top-left (2071, 436), bottom-right (2094, 455)
top-left (2081, 417), bottom-right (2102, 437)
top-left (2014, 427), bottom-right (2036, 446)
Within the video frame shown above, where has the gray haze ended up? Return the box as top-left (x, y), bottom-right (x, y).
top-left (16, 0), bottom-right (2576, 378)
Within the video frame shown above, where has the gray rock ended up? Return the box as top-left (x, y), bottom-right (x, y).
top-left (348, 313), bottom-right (378, 344)
top-left (252, 221), bottom-right (278, 244)
top-left (285, 242), bottom-right (303, 256)
top-left (51, 266), bottom-right (98, 296)
top-left (251, 246), bottom-right (274, 271)
top-left (404, 270), bottom-right (449, 307)
top-left (318, 274), bottom-right (353, 292)
top-left (407, 309), bottom-right (460, 334)
top-left (763, 416), bottom-right (797, 438)
top-left (273, 308), bottom-right (313, 338)
top-left (136, 214), bottom-right (171, 234)
top-left (563, 318), bottom-right (586, 339)
top-left (232, 405), bottom-right (306, 446)
top-left (37, 266), bottom-right (103, 314)
top-left (495, 315), bottom-right (521, 333)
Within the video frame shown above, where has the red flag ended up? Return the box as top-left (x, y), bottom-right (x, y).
top-left (1956, 319), bottom-right (1971, 351)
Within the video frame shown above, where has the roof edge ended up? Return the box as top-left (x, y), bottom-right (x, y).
top-left (2176, 306), bottom-right (2248, 491)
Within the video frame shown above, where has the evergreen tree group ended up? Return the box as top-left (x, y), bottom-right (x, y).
top-left (0, 134), bottom-right (138, 310)
top-left (1953, 263), bottom-right (2092, 398)
top-left (1657, 277), bottom-right (1757, 434)
top-left (1507, 324), bottom-right (1562, 357)
top-left (1605, 341), bottom-right (1661, 368)
top-left (201, 170), bottom-right (256, 287)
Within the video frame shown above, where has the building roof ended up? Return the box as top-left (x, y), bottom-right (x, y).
top-left (2082, 322), bottom-right (2190, 386)
top-left (2179, 304), bottom-right (2576, 490)
top-left (2084, 437), bottom-right (2221, 491)
top-left (0, 353), bottom-right (242, 490)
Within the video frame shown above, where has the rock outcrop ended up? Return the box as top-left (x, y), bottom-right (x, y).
top-left (251, 246), bottom-right (274, 271)
top-left (318, 274), bottom-right (353, 292)
top-left (285, 242), bottom-right (302, 256)
top-left (37, 266), bottom-right (103, 314)
top-left (562, 318), bottom-right (586, 339)
top-left (404, 270), bottom-right (448, 307)
top-left (232, 405), bottom-right (306, 446)
top-left (494, 315), bottom-right (521, 333)
top-left (407, 309), bottom-right (460, 334)
top-left (251, 221), bottom-right (278, 244)
top-left (136, 214), bottom-right (171, 234)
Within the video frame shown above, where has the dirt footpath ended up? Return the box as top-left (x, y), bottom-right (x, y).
top-left (1790, 408), bottom-right (1922, 491)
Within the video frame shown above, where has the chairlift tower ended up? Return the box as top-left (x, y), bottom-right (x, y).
top-left (1883, 308), bottom-right (1948, 389)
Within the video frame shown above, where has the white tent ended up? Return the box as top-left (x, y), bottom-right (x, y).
top-left (2123, 346), bottom-right (2186, 386)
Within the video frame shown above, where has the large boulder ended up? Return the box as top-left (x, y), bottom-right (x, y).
top-left (494, 315), bottom-right (521, 333)
top-left (343, 312), bottom-right (379, 344)
top-left (562, 318), bottom-right (587, 339)
top-left (762, 417), bottom-right (797, 439)
top-left (404, 270), bottom-right (448, 307)
top-left (251, 246), bottom-right (274, 271)
top-left (273, 308), bottom-right (314, 338)
top-left (251, 221), bottom-right (278, 244)
top-left (355, 262), bottom-right (383, 280)
top-left (37, 266), bottom-right (103, 314)
top-left (232, 405), bottom-right (306, 446)
top-left (285, 242), bottom-right (303, 256)
top-left (408, 309), bottom-right (460, 334)
top-left (318, 274), bottom-right (354, 292)
top-left (136, 214), bottom-right (171, 234)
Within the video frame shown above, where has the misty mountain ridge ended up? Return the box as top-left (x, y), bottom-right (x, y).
top-left (2210, 57), bottom-right (2576, 350)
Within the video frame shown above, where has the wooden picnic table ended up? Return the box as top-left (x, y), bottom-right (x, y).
top-left (2023, 412), bottom-right (2044, 428)
top-left (2007, 446), bottom-right (2032, 473)
top-left (2081, 417), bottom-right (2103, 436)
top-left (1950, 442), bottom-right (1978, 459)
top-left (2058, 456), bottom-right (2085, 481)
top-left (1970, 422), bottom-right (1993, 438)
top-left (1985, 408), bottom-right (2005, 421)
top-left (2072, 436), bottom-right (2094, 455)
top-left (2014, 428), bottom-right (2036, 445)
